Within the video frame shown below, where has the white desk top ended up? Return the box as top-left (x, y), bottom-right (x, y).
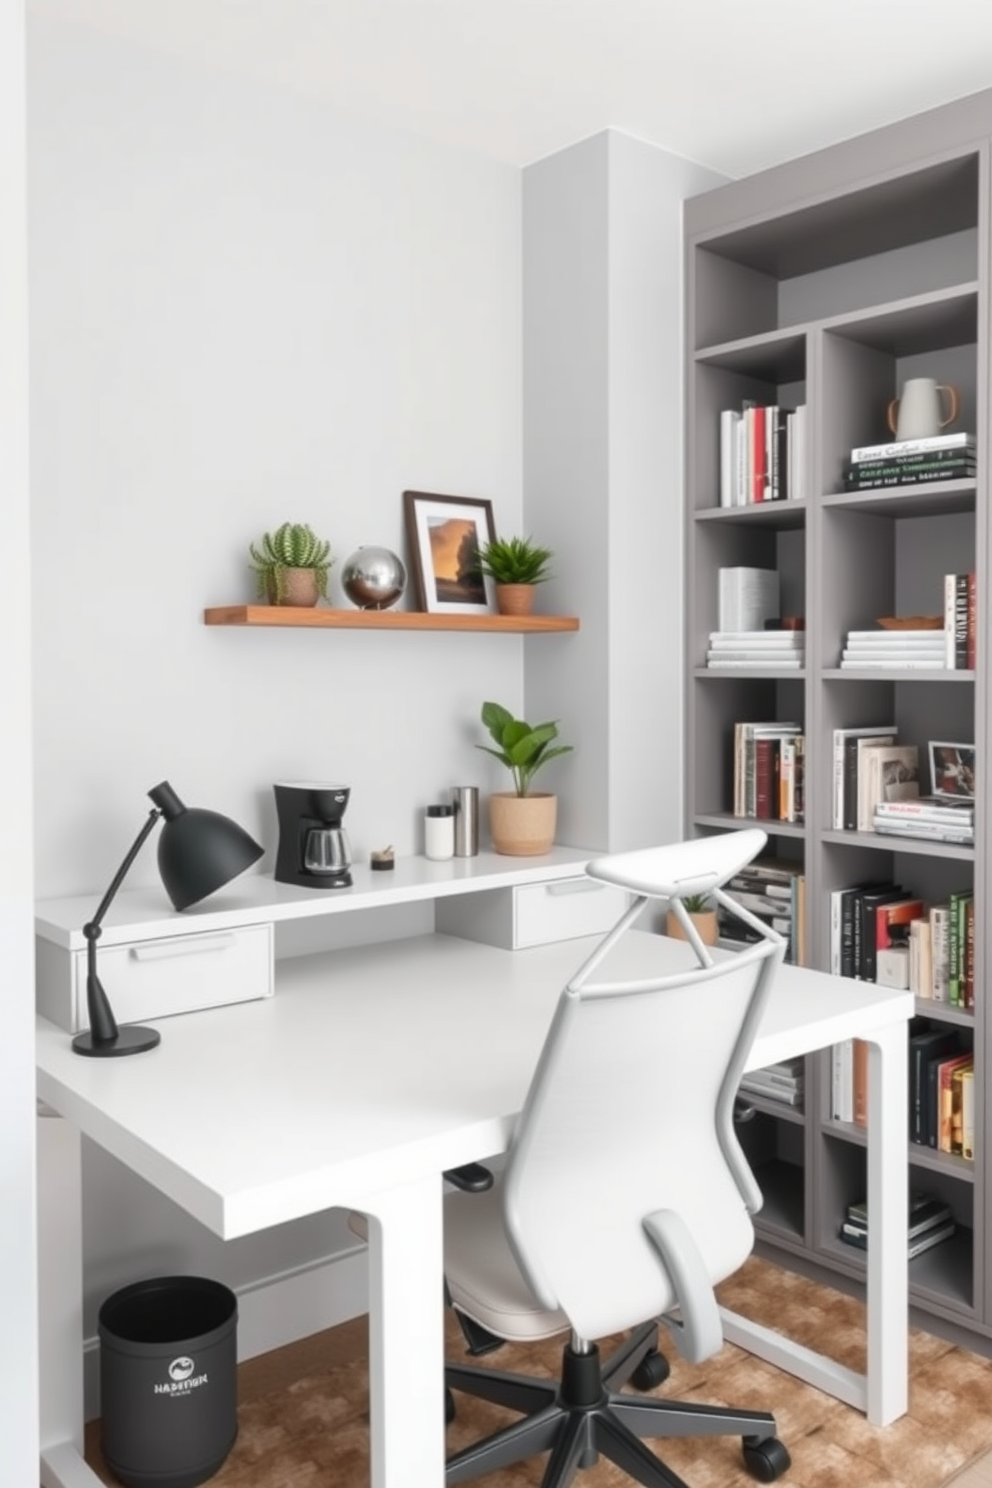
top-left (36, 929), bottom-right (913, 1242)
top-left (34, 847), bottom-right (596, 950)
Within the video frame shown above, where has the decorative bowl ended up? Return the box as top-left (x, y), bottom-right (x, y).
top-left (876, 615), bottom-right (943, 630)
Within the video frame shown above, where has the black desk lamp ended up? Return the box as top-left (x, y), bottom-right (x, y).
top-left (73, 781), bottom-right (264, 1058)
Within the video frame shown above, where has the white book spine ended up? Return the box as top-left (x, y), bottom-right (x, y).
top-left (840, 658), bottom-right (946, 670)
top-left (720, 410), bottom-right (738, 507)
top-left (850, 432), bottom-right (975, 462)
top-left (945, 574), bottom-right (957, 668)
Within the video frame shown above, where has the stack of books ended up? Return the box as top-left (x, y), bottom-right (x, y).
top-left (839, 1191), bottom-right (956, 1258)
top-left (739, 1058), bottom-right (804, 1109)
top-left (840, 628), bottom-right (946, 670)
top-left (717, 567), bottom-right (780, 632)
top-left (842, 432), bottom-right (975, 490)
top-left (873, 796), bottom-right (975, 846)
top-left (706, 630), bottom-right (805, 669)
top-left (717, 857), bottom-right (805, 965)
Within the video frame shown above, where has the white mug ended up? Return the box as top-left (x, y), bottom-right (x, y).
top-left (887, 378), bottom-right (959, 442)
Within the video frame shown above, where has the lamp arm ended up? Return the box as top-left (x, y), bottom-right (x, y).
top-left (86, 807), bottom-right (163, 933)
top-left (82, 808), bottom-right (162, 1045)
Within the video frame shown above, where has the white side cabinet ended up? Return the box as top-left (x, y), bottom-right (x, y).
top-left (435, 877), bottom-right (629, 949)
top-left (36, 924), bottom-right (274, 1033)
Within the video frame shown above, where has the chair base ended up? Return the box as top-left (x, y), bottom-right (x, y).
top-left (446, 1321), bottom-right (790, 1488)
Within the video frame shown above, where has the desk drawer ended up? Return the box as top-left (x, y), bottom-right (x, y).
top-left (37, 924), bottom-right (274, 1033)
top-left (513, 880), bottom-right (628, 947)
top-left (436, 878), bottom-right (628, 950)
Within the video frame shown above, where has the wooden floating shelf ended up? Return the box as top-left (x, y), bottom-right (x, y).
top-left (204, 605), bottom-right (580, 634)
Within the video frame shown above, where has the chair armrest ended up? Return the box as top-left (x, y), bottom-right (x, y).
top-left (643, 1209), bottom-right (723, 1364)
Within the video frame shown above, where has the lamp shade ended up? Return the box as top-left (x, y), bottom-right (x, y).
top-left (149, 781), bottom-right (264, 911)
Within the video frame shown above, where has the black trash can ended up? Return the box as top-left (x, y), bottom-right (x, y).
top-left (98, 1276), bottom-right (238, 1488)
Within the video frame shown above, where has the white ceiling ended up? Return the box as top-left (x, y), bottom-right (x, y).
top-left (31, 0), bottom-right (992, 177)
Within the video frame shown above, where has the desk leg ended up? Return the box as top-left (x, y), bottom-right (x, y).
top-left (363, 1174), bottom-right (445, 1488)
top-left (720, 1018), bottom-right (908, 1427)
top-left (865, 1019), bottom-right (908, 1427)
top-left (38, 1113), bottom-right (104, 1487)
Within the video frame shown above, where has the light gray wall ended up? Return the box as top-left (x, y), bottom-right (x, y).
top-left (28, 12), bottom-right (525, 902)
top-left (1, 2), bottom-right (39, 1476)
top-left (523, 131), bottom-right (726, 854)
top-left (27, 12), bottom-right (525, 1339)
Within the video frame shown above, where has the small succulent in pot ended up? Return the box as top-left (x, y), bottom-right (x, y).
top-left (249, 522), bottom-right (333, 605)
top-left (475, 536), bottom-right (554, 586)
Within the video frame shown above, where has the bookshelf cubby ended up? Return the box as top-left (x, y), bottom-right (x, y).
top-left (685, 129), bottom-right (988, 1342)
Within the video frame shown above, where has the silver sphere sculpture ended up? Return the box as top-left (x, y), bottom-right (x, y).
top-left (341, 545), bottom-right (407, 610)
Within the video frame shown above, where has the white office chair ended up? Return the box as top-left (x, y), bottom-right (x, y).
top-left (444, 829), bottom-right (792, 1488)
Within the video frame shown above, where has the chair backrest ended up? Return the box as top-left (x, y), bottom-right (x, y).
top-left (501, 833), bottom-right (783, 1347)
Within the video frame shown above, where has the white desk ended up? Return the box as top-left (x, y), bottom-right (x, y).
top-left (37, 923), bottom-right (912, 1488)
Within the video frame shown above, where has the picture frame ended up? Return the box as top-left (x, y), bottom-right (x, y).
top-left (403, 490), bottom-right (496, 614)
top-left (928, 741), bottom-right (976, 799)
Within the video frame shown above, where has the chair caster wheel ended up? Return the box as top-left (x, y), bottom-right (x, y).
top-left (742, 1436), bottom-right (791, 1481)
top-left (445, 1387), bottom-right (456, 1425)
top-left (630, 1349), bottom-right (671, 1390)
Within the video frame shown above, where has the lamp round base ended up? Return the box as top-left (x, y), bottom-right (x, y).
top-left (72, 1024), bottom-right (161, 1058)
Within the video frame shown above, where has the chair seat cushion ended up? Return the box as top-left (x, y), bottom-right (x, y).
top-left (445, 1181), bottom-right (570, 1343)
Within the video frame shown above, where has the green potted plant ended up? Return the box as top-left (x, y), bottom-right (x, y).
top-left (249, 522), bottom-right (334, 607)
top-left (476, 700), bottom-right (573, 855)
top-left (666, 892), bottom-right (719, 947)
top-left (475, 535), bottom-right (554, 617)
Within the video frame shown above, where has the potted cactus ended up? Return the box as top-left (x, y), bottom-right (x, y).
top-left (476, 700), bottom-right (573, 855)
top-left (475, 536), bottom-right (554, 617)
top-left (249, 523), bottom-right (334, 607)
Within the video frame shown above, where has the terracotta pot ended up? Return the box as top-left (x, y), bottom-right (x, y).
top-left (495, 583), bottom-right (537, 617)
top-left (267, 568), bottom-right (321, 607)
top-left (488, 792), bottom-right (556, 856)
top-left (665, 908), bottom-right (719, 946)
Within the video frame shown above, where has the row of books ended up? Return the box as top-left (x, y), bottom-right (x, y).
top-left (829, 881), bottom-right (974, 1006)
top-left (717, 857), bottom-right (807, 967)
top-left (739, 1057), bottom-right (804, 1109)
top-left (944, 571), bottom-right (977, 669)
top-left (732, 722), bottom-right (805, 823)
top-left (830, 726), bottom-right (919, 834)
top-left (719, 403), bottom-right (807, 506)
top-left (842, 431), bottom-right (975, 491)
top-left (706, 630), bottom-right (805, 669)
top-left (909, 1024), bottom-right (974, 1155)
top-left (838, 1191), bottom-right (957, 1257)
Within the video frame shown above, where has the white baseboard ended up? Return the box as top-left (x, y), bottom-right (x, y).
top-left (84, 1242), bottom-right (369, 1421)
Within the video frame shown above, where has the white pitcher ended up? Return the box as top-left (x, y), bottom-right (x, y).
top-left (887, 378), bottom-right (959, 442)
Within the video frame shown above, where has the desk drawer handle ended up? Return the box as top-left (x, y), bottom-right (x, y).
top-left (544, 880), bottom-right (603, 897)
top-left (130, 934), bottom-right (236, 961)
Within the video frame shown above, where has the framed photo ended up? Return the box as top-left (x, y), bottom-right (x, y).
top-left (928, 741), bottom-right (976, 798)
top-left (403, 491), bottom-right (496, 614)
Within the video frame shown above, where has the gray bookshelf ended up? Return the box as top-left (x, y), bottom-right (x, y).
top-left (684, 108), bottom-right (991, 1342)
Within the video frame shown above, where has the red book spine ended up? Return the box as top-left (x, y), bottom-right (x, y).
top-left (754, 738), bottom-right (777, 819)
top-left (751, 406), bottom-right (767, 502)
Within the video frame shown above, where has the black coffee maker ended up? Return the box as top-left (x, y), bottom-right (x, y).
top-left (273, 782), bottom-right (352, 889)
